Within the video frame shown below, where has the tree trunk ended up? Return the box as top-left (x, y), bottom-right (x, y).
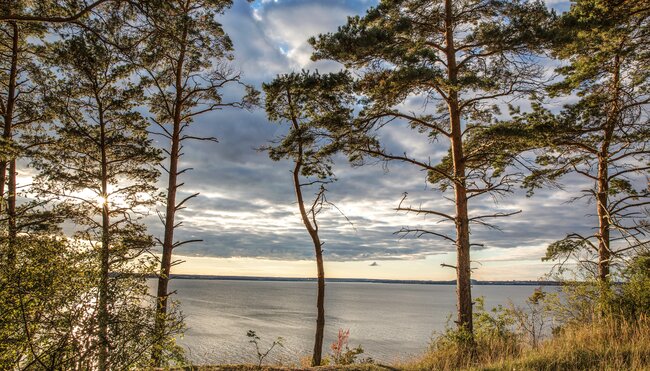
top-left (152, 117), bottom-right (180, 365)
top-left (596, 155), bottom-right (610, 283)
top-left (444, 0), bottom-right (473, 334)
top-left (1, 22), bottom-right (19, 240)
top-left (97, 199), bottom-right (110, 371)
top-left (7, 158), bottom-right (16, 241)
top-left (292, 146), bottom-right (325, 366)
top-left (596, 53), bottom-right (620, 284)
top-left (152, 21), bottom-right (189, 366)
top-left (97, 110), bottom-right (110, 371)
top-left (313, 249), bottom-right (325, 367)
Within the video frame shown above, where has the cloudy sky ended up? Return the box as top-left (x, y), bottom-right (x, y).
top-left (139, 0), bottom-right (585, 281)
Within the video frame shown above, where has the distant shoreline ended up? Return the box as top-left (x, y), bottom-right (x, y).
top-left (163, 274), bottom-right (561, 286)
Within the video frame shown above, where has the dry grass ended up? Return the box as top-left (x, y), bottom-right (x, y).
top-left (477, 315), bottom-right (650, 371)
top-left (164, 316), bottom-right (649, 371)
top-left (166, 364), bottom-right (393, 370)
top-left (401, 316), bottom-right (650, 371)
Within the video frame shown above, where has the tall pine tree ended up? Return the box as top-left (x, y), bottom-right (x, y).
top-left (0, 1), bottom-right (51, 247)
top-left (33, 25), bottom-right (163, 369)
top-left (310, 0), bottom-right (551, 334)
top-left (134, 0), bottom-right (258, 364)
top-left (516, 0), bottom-right (650, 282)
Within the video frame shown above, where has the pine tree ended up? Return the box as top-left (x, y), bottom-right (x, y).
top-left (263, 70), bottom-right (354, 365)
top-left (0, 235), bottom-right (98, 369)
top-left (0, 0), bottom-right (123, 23)
top-left (33, 25), bottom-right (162, 369)
top-left (135, 0), bottom-right (258, 364)
top-left (310, 0), bottom-right (551, 334)
top-left (0, 1), bottom-right (51, 248)
top-left (516, 0), bottom-right (650, 282)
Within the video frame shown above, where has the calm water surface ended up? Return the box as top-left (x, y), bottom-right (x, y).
top-left (162, 280), bottom-right (541, 364)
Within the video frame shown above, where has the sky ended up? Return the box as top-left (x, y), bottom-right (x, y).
top-left (20, 0), bottom-right (583, 281)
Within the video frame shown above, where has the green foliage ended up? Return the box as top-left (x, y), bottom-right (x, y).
top-left (543, 236), bottom-right (591, 263)
top-left (0, 235), bottom-right (95, 369)
top-left (548, 0), bottom-right (650, 96)
top-left (407, 284), bottom-right (650, 371)
top-left (263, 70), bottom-right (354, 179)
top-left (0, 235), bottom-right (186, 369)
top-left (309, 0), bottom-right (554, 239)
top-left (415, 296), bottom-right (522, 370)
top-left (138, 0), bottom-right (258, 131)
top-left (616, 252), bottom-right (650, 320)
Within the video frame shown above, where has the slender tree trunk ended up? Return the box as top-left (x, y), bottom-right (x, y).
top-left (97, 111), bottom-right (110, 371)
top-left (152, 117), bottom-right (180, 365)
top-left (313, 248), bottom-right (325, 366)
top-left (292, 159), bottom-right (325, 366)
top-left (1, 22), bottom-right (19, 235)
top-left (152, 21), bottom-right (189, 366)
top-left (444, 0), bottom-right (473, 334)
top-left (7, 158), bottom-right (16, 241)
top-left (98, 199), bottom-right (110, 371)
top-left (1, 22), bottom-right (19, 271)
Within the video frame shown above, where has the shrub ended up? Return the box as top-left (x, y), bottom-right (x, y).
top-left (246, 330), bottom-right (284, 367)
top-left (330, 329), bottom-right (366, 365)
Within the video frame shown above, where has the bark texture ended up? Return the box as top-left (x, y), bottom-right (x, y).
top-left (444, 0), bottom-right (473, 333)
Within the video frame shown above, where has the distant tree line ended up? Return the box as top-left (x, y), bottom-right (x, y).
top-left (0, 0), bottom-right (648, 369)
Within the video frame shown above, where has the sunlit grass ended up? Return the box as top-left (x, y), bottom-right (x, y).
top-left (401, 315), bottom-right (650, 371)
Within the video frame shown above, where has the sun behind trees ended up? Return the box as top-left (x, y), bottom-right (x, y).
top-left (32, 21), bottom-right (166, 369)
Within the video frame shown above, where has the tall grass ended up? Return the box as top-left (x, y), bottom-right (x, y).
top-left (480, 315), bottom-right (649, 371)
top-left (402, 315), bottom-right (650, 371)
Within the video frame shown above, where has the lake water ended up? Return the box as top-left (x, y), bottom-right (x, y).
top-left (164, 279), bottom-right (542, 364)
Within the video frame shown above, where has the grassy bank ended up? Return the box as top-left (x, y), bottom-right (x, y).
top-left (403, 316), bottom-right (649, 371)
top-left (170, 316), bottom-right (649, 371)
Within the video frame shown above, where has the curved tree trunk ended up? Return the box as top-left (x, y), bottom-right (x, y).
top-left (292, 159), bottom-right (326, 366)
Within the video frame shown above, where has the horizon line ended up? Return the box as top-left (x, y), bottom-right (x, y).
top-left (160, 274), bottom-right (561, 286)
